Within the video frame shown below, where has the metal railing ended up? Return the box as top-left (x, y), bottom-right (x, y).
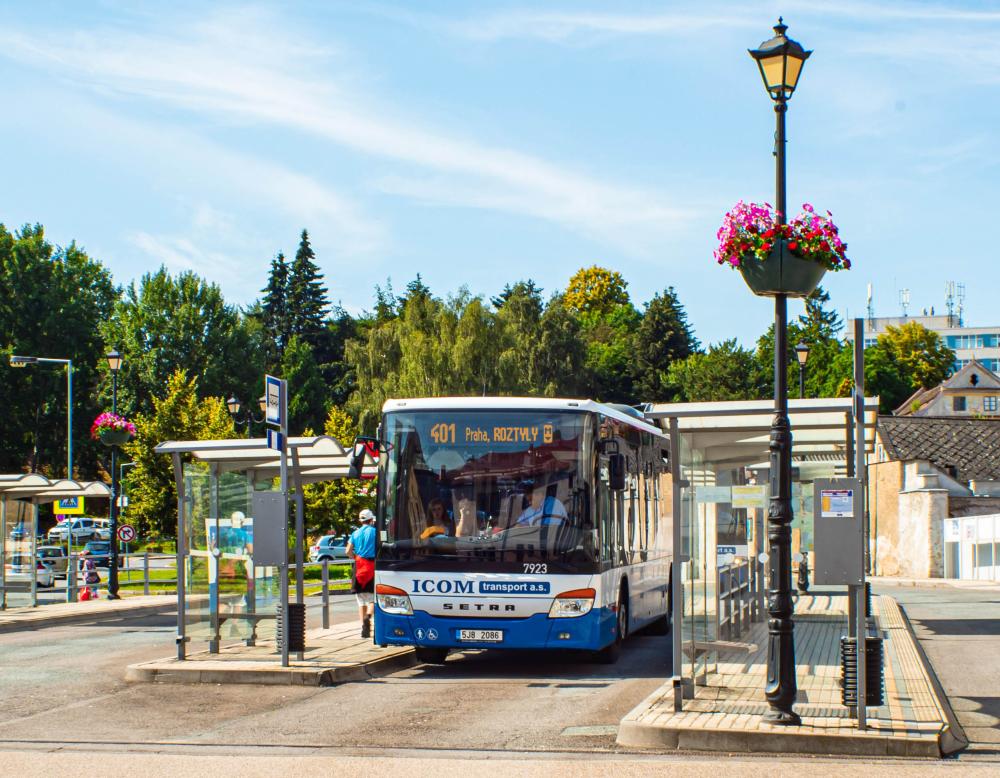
top-left (0, 551), bottom-right (177, 608)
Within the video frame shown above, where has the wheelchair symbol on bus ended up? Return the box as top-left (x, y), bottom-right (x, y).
top-left (427, 628), bottom-right (438, 641)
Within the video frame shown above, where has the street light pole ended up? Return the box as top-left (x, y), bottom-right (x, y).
top-left (9, 355), bottom-right (73, 477)
top-left (107, 350), bottom-right (123, 600)
top-left (749, 18), bottom-right (811, 727)
top-left (227, 396), bottom-right (267, 438)
top-left (795, 342), bottom-right (810, 399)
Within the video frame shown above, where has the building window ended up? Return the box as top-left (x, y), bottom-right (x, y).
top-left (953, 396), bottom-right (967, 412)
top-left (986, 396), bottom-right (998, 412)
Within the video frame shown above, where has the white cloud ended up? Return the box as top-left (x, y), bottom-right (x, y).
top-left (0, 5), bottom-right (694, 257)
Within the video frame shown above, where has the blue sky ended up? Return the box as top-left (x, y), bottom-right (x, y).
top-left (1, 1), bottom-right (998, 347)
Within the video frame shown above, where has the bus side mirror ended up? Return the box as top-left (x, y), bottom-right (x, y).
top-left (608, 453), bottom-right (626, 491)
top-left (348, 436), bottom-right (392, 479)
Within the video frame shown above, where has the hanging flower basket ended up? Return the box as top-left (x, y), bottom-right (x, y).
top-left (738, 239), bottom-right (827, 298)
top-left (715, 201), bottom-right (851, 298)
top-left (90, 412), bottom-right (136, 447)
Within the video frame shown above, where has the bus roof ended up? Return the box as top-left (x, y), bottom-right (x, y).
top-left (381, 397), bottom-right (666, 438)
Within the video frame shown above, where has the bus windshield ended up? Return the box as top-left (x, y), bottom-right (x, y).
top-left (378, 410), bottom-right (597, 572)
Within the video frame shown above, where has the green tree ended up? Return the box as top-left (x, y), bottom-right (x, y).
top-left (0, 223), bottom-right (117, 477)
top-left (122, 370), bottom-right (237, 539)
top-left (280, 335), bottom-right (329, 434)
top-left (667, 339), bottom-right (768, 402)
top-left (101, 268), bottom-right (264, 418)
top-left (632, 287), bottom-right (698, 402)
top-left (260, 251), bottom-right (291, 361)
top-left (287, 229), bottom-right (329, 346)
top-left (302, 406), bottom-right (374, 536)
top-left (879, 321), bottom-right (954, 390)
top-left (534, 295), bottom-right (588, 397)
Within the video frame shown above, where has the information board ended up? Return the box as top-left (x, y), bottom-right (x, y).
top-left (812, 477), bottom-right (863, 585)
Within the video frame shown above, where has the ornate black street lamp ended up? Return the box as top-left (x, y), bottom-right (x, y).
top-left (748, 18), bottom-right (811, 726)
top-left (227, 395), bottom-right (267, 438)
top-left (106, 349), bottom-right (123, 599)
top-left (795, 342), bottom-right (810, 398)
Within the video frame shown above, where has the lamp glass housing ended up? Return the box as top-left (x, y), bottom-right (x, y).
top-left (749, 20), bottom-right (811, 101)
top-left (795, 343), bottom-right (810, 366)
top-left (106, 350), bottom-right (123, 372)
top-left (227, 396), bottom-right (241, 415)
top-left (258, 395), bottom-right (267, 414)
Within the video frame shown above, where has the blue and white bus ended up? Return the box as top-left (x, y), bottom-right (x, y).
top-left (372, 397), bottom-right (672, 664)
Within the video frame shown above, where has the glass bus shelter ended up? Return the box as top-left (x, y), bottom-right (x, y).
top-left (0, 476), bottom-right (112, 608)
top-left (154, 435), bottom-right (376, 660)
top-left (646, 397), bottom-right (878, 711)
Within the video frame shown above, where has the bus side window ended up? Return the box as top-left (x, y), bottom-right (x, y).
top-left (597, 456), bottom-right (613, 563)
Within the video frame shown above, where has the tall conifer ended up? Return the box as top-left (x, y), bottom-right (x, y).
top-left (288, 229), bottom-right (329, 345)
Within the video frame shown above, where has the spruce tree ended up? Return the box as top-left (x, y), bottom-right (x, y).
top-left (287, 229), bottom-right (329, 345)
top-left (260, 251), bottom-right (290, 357)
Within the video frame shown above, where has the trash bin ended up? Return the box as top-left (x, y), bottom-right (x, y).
top-left (276, 602), bottom-right (306, 652)
top-left (840, 635), bottom-right (884, 707)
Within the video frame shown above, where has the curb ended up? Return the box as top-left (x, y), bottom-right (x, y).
top-left (126, 645), bottom-right (416, 686)
top-left (894, 601), bottom-right (970, 756)
top-left (0, 599), bottom-right (177, 634)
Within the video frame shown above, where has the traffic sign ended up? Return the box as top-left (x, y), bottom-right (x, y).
top-left (58, 496), bottom-right (85, 515)
top-left (265, 375), bottom-right (285, 426)
top-left (267, 428), bottom-right (285, 452)
top-left (117, 524), bottom-right (136, 543)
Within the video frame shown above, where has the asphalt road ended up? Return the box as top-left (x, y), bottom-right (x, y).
top-left (876, 582), bottom-right (1000, 756)
top-left (2, 590), bottom-right (999, 774)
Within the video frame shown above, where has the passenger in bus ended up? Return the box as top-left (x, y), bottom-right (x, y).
top-left (420, 498), bottom-right (454, 540)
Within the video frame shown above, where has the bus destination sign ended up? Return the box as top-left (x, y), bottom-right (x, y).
top-left (430, 422), bottom-right (555, 446)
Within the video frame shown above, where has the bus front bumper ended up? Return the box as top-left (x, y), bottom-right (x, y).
top-left (374, 606), bottom-right (615, 651)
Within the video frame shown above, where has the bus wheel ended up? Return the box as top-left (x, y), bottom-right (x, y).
top-left (414, 647), bottom-right (449, 665)
top-left (595, 591), bottom-right (628, 664)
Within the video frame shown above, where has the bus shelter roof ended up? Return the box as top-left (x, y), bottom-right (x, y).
top-left (0, 478), bottom-right (112, 504)
top-left (645, 397), bottom-right (878, 470)
top-left (153, 435), bottom-right (377, 480)
top-left (0, 474), bottom-right (52, 493)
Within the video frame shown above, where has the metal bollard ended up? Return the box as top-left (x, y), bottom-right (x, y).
top-left (69, 554), bottom-right (77, 601)
top-left (322, 559), bottom-right (330, 630)
top-left (797, 551), bottom-right (810, 593)
top-left (144, 552), bottom-right (150, 596)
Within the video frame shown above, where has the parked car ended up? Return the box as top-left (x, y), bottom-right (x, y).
top-left (10, 548), bottom-right (66, 586)
top-left (36, 546), bottom-right (69, 577)
top-left (79, 540), bottom-right (121, 568)
top-left (309, 535), bottom-right (350, 562)
top-left (47, 517), bottom-right (104, 543)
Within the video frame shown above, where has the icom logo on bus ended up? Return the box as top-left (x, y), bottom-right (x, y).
top-left (411, 579), bottom-right (474, 594)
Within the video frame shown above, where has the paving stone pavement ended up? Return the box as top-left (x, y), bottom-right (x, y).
top-left (617, 593), bottom-right (961, 757)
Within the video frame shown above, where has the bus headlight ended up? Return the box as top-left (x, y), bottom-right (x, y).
top-left (548, 587), bottom-right (596, 618)
top-left (376, 583), bottom-right (413, 615)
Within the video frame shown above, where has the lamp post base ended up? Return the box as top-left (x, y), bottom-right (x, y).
top-left (763, 709), bottom-right (802, 726)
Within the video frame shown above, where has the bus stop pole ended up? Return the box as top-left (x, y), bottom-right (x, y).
top-left (291, 447), bottom-right (305, 661)
top-left (172, 452), bottom-right (187, 660)
top-left (31, 503), bottom-right (38, 607)
top-left (669, 416), bottom-right (685, 712)
top-left (278, 382), bottom-right (290, 668)
top-left (1, 498), bottom-right (6, 610)
top-left (853, 319), bottom-right (867, 731)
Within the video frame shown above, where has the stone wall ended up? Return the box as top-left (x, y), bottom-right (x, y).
top-left (896, 488), bottom-right (949, 577)
top-left (870, 460), bottom-right (904, 576)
